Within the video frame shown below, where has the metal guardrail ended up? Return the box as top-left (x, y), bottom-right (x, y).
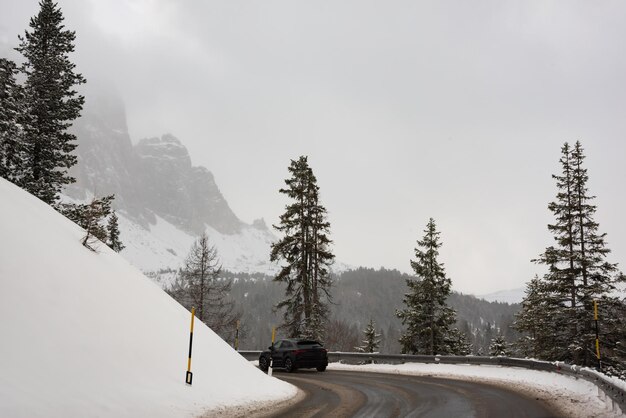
top-left (238, 350), bottom-right (625, 414)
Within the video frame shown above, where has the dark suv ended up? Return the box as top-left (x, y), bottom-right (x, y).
top-left (259, 339), bottom-right (328, 373)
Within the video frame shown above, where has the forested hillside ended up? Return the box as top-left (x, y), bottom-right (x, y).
top-left (222, 267), bottom-right (520, 354)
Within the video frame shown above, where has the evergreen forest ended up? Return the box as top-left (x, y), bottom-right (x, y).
top-left (219, 267), bottom-right (520, 356)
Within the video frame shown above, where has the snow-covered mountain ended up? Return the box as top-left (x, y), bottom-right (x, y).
top-left (0, 178), bottom-right (295, 417)
top-left (476, 287), bottom-right (525, 304)
top-left (65, 90), bottom-right (278, 277)
top-left (118, 212), bottom-right (278, 281)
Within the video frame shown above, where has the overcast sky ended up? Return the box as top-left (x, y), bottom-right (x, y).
top-left (2, 1), bottom-right (625, 295)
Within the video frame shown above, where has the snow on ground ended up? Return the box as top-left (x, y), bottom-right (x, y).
top-left (0, 179), bottom-right (296, 417)
top-left (328, 362), bottom-right (622, 417)
top-left (204, 224), bottom-right (281, 276)
top-left (116, 212), bottom-right (195, 272)
top-left (118, 213), bottom-right (195, 271)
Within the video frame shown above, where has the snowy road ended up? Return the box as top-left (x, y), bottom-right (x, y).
top-left (265, 369), bottom-right (560, 417)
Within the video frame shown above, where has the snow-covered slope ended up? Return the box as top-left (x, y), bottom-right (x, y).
top-left (116, 210), bottom-right (280, 279)
top-left (0, 179), bottom-right (295, 417)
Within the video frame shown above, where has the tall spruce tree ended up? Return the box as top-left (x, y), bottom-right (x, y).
top-left (271, 156), bottom-right (334, 341)
top-left (16, 0), bottom-right (85, 204)
top-left (533, 141), bottom-right (623, 367)
top-left (0, 58), bottom-right (24, 184)
top-left (570, 142), bottom-right (623, 366)
top-left (396, 218), bottom-right (465, 355)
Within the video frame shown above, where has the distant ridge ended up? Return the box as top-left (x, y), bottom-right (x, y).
top-left (476, 287), bottom-right (525, 304)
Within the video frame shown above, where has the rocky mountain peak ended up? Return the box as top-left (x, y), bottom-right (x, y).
top-left (252, 218), bottom-right (269, 231)
top-left (136, 134), bottom-right (191, 166)
top-left (67, 92), bottom-right (244, 236)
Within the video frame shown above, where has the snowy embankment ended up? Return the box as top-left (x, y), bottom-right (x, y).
top-left (0, 179), bottom-right (296, 417)
top-left (328, 362), bottom-right (622, 417)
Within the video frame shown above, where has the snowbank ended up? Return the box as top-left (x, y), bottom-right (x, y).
top-left (0, 179), bottom-right (296, 417)
top-left (328, 362), bottom-right (621, 417)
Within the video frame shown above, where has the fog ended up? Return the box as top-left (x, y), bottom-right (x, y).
top-left (2, 0), bottom-right (625, 294)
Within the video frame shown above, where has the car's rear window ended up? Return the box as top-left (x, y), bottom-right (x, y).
top-left (297, 340), bottom-right (322, 348)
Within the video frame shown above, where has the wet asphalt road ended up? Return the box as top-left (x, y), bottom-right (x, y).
top-left (268, 369), bottom-right (560, 418)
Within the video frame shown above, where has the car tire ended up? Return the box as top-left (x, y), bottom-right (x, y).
top-left (284, 357), bottom-right (296, 373)
top-left (259, 356), bottom-right (269, 372)
top-left (316, 365), bottom-right (327, 372)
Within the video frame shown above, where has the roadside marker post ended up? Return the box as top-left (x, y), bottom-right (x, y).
top-left (594, 300), bottom-right (601, 370)
top-left (235, 320), bottom-right (240, 351)
top-left (186, 307), bottom-right (196, 385)
top-left (268, 326), bottom-right (276, 376)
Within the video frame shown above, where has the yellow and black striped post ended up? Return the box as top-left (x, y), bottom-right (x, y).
top-left (594, 300), bottom-right (601, 369)
top-left (186, 307), bottom-right (196, 385)
top-left (268, 326), bottom-right (276, 377)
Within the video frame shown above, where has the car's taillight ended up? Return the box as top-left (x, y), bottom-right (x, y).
top-left (294, 349), bottom-right (306, 355)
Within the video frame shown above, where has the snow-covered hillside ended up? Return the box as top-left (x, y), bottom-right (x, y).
top-left (0, 179), bottom-right (295, 417)
top-left (116, 211), bottom-right (280, 279)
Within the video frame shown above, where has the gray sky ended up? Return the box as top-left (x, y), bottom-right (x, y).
top-left (2, 1), bottom-right (625, 295)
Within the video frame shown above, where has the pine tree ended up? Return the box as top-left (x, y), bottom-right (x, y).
top-left (15, 0), bottom-right (85, 204)
top-left (271, 156), bottom-right (334, 341)
top-left (0, 58), bottom-right (24, 184)
top-left (570, 141), bottom-right (622, 366)
top-left (57, 195), bottom-right (114, 250)
top-left (489, 334), bottom-right (511, 357)
top-left (169, 233), bottom-right (240, 339)
top-left (106, 211), bottom-right (124, 252)
top-left (455, 320), bottom-right (475, 355)
top-left (396, 218), bottom-right (466, 355)
top-left (600, 296), bottom-right (626, 378)
top-left (356, 319), bottom-right (381, 353)
top-left (595, 296), bottom-right (626, 377)
top-left (60, 195), bottom-right (113, 250)
top-left (445, 328), bottom-right (473, 356)
top-left (513, 276), bottom-right (559, 359)
top-left (533, 141), bottom-right (623, 367)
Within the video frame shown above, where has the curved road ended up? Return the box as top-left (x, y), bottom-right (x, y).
top-left (267, 369), bottom-right (560, 417)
